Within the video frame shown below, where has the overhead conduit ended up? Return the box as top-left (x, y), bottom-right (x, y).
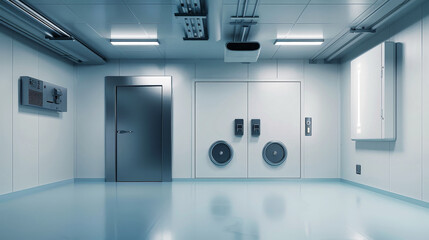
top-left (0, 0), bottom-right (105, 64)
top-left (310, 0), bottom-right (414, 63)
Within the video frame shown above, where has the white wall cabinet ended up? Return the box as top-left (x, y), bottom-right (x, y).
top-left (351, 41), bottom-right (396, 141)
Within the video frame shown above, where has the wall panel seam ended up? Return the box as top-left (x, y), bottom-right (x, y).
top-left (11, 38), bottom-right (14, 192)
top-left (37, 50), bottom-right (40, 186)
top-left (421, 12), bottom-right (424, 201)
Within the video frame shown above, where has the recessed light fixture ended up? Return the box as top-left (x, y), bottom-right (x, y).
top-left (274, 39), bottom-right (324, 46)
top-left (110, 39), bottom-right (159, 46)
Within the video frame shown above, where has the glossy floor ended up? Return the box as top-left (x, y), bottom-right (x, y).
top-left (1, 180), bottom-right (429, 240)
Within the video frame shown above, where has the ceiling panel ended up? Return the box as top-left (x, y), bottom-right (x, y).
top-left (273, 45), bottom-right (321, 58)
top-left (287, 23), bottom-right (344, 39)
top-left (67, 4), bottom-right (138, 24)
top-left (222, 4), bottom-right (306, 24)
top-left (298, 4), bottom-right (371, 24)
top-left (223, 0), bottom-right (310, 4)
top-left (247, 23), bottom-right (294, 40)
top-left (20, 0), bottom-right (391, 60)
top-left (128, 4), bottom-right (175, 24)
top-left (123, 0), bottom-right (175, 4)
top-left (26, 0), bottom-right (67, 4)
top-left (309, 0), bottom-right (377, 4)
top-left (63, 0), bottom-right (124, 4)
top-left (163, 40), bottom-right (225, 59)
top-left (31, 4), bottom-right (85, 26)
top-left (110, 24), bottom-right (156, 39)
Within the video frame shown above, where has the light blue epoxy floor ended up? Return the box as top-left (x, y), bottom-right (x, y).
top-left (1, 181), bottom-right (429, 240)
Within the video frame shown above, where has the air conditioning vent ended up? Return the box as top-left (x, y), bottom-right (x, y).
top-left (224, 42), bottom-right (261, 63)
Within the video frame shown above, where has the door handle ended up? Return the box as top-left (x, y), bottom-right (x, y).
top-left (117, 130), bottom-right (133, 134)
top-left (235, 119), bottom-right (244, 136)
top-left (251, 119), bottom-right (260, 136)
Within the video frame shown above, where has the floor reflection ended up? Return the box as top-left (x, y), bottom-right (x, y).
top-left (1, 181), bottom-right (429, 240)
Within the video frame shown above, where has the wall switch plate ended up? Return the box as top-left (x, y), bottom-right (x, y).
top-left (305, 117), bottom-right (312, 136)
top-left (356, 165), bottom-right (362, 175)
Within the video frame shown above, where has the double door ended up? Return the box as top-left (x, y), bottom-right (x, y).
top-left (195, 81), bottom-right (301, 178)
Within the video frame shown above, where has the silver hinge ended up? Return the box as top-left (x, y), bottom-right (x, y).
top-left (381, 109), bottom-right (384, 120)
top-left (381, 66), bottom-right (384, 79)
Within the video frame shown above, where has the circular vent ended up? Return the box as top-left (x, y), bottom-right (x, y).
top-left (262, 141), bottom-right (287, 166)
top-left (209, 141), bottom-right (233, 166)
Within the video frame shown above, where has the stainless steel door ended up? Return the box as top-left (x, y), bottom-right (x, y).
top-left (116, 86), bottom-right (162, 181)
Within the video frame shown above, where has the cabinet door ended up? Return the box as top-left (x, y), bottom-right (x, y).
top-left (195, 82), bottom-right (248, 178)
top-left (248, 82), bottom-right (301, 178)
top-left (351, 45), bottom-right (382, 140)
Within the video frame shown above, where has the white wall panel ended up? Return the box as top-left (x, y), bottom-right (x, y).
top-left (340, 63), bottom-right (391, 190)
top-left (422, 2), bottom-right (429, 202)
top-left (196, 60), bottom-right (248, 79)
top-left (340, 6), bottom-right (429, 202)
top-left (119, 59), bottom-right (164, 76)
top-left (0, 33), bottom-right (13, 195)
top-left (165, 61), bottom-right (194, 178)
top-left (304, 63), bottom-right (339, 178)
top-left (0, 25), bottom-right (76, 195)
top-left (38, 53), bottom-right (75, 184)
top-left (278, 60), bottom-right (304, 80)
top-left (248, 59), bottom-right (277, 79)
top-left (12, 41), bottom-right (40, 191)
top-left (75, 62), bottom-right (119, 178)
top-left (389, 20), bottom-right (422, 199)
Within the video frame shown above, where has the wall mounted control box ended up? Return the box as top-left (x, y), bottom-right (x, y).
top-left (21, 76), bottom-right (67, 112)
top-left (351, 41), bottom-right (396, 141)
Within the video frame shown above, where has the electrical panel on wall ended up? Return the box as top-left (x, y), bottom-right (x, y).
top-left (21, 76), bottom-right (67, 112)
top-left (351, 41), bottom-right (396, 141)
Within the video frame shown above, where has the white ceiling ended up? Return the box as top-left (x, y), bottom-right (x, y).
top-left (26, 0), bottom-right (382, 60)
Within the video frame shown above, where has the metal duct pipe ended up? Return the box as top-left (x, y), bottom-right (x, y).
top-left (232, 0), bottom-right (241, 42)
top-left (239, 0), bottom-right (259, 42)
top-left (240, 26), bottom-right (249, 42)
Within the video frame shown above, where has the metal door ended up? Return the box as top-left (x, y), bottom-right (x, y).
top-left (116, 86), bottom-right (163, 181)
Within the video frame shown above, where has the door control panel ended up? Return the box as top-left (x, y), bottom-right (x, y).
top-left (305, 117), bottom-right (312, 136)
top-left (251, 119), bottom-right (260, 136)
top-left (21, 76), bottom-right (67, 112)
top-left (235, 119), bottom-right (244, 136)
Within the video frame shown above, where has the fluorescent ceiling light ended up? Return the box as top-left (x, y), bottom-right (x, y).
top-left (274, 39), bottom-right (324, 46)
top-left (110, 39), bottom-right (159, 46)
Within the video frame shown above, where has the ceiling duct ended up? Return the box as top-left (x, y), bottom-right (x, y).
top-left (0, 0), bottom-right (105, 64)
top-left (230, 0), bottom-right (260, 42)
top-left (225, 0), bottom-right (261, 63)
top-left (224, 41), bottom-right (260, 63)
top-left (310, 0), bottom-right (412, 63)
top-left (175, 0), bottom-right (208, 40)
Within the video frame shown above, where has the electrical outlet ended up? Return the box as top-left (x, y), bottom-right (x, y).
top-left (356, 165), bottom-right (361, 175)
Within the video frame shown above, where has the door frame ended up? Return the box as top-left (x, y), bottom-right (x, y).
top-left (105, 76), bottom-right (172, 182)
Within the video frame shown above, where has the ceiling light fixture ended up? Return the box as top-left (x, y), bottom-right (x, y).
top-left (274, 39), bottom-right (324, 46)
top-left (110, 39), bottom-right (159, 46)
